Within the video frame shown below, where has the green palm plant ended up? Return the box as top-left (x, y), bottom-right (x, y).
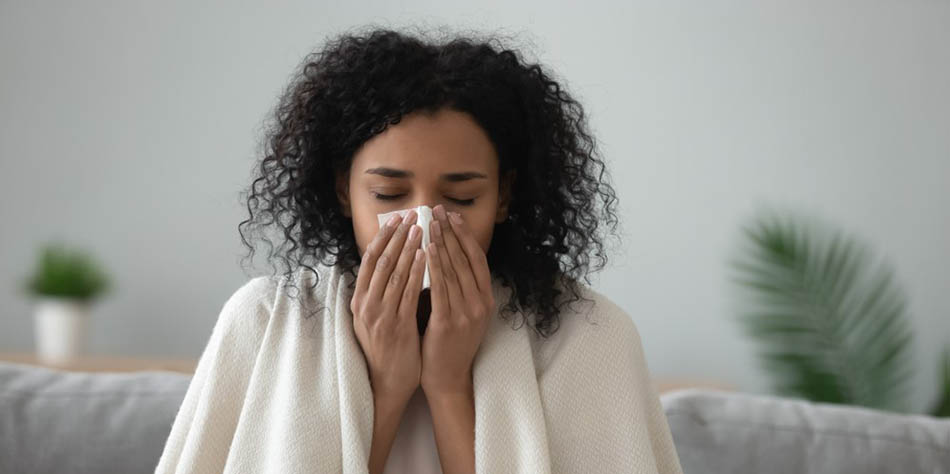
top-left (933, 348), bottom-right (950, 416)
top-left (730, 209), bottom-right (917, 413)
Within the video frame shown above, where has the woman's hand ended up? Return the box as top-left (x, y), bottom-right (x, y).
top-left (351, 209), bottom-right (427, 405)
top-left (421, 204), bottom-right (495, 396)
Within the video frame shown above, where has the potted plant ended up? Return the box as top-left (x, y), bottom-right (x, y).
top-left (22, 242), bottom-right (111, 363)
top-left (730, 207), bottom-right (949, 417)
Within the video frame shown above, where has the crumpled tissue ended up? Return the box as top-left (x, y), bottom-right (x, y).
top-left (376, 205), bottom-right (434, 290)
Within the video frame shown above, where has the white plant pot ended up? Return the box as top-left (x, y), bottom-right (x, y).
top-left (33, 297), bottom-right (91, 363)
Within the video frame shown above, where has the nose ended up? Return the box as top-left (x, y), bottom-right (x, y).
top-left (408, 193), bottom-right (439, 212)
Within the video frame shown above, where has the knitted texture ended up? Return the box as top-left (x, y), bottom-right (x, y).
top-left (154, 263), bottom-right (684, 473)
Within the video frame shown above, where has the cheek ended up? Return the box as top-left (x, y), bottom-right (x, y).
top-left (353, 215), bottom-right (380, 258)
top-left (476, 228), bottom-right (492, 254)
top-left (468, 215), bottom-right (495, 254)
top-left (465, 202), bottom-right (498, 254)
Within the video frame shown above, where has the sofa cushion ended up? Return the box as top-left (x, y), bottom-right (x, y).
top-left (0, 361), bottom-right (191, 474)
top-left (660, 388), bottom-right (950, 474)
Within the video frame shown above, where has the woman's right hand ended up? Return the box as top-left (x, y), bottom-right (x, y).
top-left (351, 209), bottom-right (427, 404)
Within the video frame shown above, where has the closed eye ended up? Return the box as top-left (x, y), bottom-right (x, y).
top-left (372, 193), bottom-right (475, 206)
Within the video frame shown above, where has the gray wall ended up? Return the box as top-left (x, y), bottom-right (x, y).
top-left (1, 0), bottom-right (947, 414)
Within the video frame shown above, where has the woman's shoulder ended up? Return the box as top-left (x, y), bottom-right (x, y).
top-left (203, 266), bottom-right (340, 363)
top-left (219, 264), bottom-right (341, 326)
top-left (556, 279), bottom-right (641, 340)
top-left (225, 264), bottom-right (335, 311)
top-left (213, 274), bottom-right (283, 337)
top-left (226, 275), bottom-right (281, 310)
top-left (532, 279), bottom-right (646, 375)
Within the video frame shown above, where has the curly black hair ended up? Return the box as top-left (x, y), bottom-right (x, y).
top-left (238, 25), bottom-right (622, 339)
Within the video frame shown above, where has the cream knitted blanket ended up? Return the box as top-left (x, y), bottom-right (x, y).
top-left (155, 263), bottom-right (683, 473)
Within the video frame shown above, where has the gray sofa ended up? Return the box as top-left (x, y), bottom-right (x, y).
top-left (1, 361), bottom-right (948, 473)
top-left (663, 389), bottom-right (949, 473)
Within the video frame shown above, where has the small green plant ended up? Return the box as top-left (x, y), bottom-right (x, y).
top-left (730, 207), bottom-right (948, 417)
top-left (23, 241), bottom-right (111, 302)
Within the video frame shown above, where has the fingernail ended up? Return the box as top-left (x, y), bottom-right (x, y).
top-left (449, 212), bottom-right (462, 225)
top-left (409, 225), bottom-right (420, 240)
top-left (387, 215), bottom-right (400, 228)
top-left (402, 210), bottom-right (415, 223)
top-left (432, 220), bottom-right (441, 237)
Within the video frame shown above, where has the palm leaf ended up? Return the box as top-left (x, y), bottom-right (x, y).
top-left (730, 209), bottom-right (915, 413)
top-left (930, 347), bottom-right (950, 417)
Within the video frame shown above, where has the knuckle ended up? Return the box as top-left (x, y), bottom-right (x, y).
top-left (388, 270), bottom-right (403, 287)
top-left (366, 241), bottom-right (381, 259)
top-left (377, 253), bottom-right (392, 270)
top-left (403, 280), bottom-right (418, 298)
top-left (400, 245), bottom-right (416, 262)
top-left (429, 318), bottom-right (447, 333)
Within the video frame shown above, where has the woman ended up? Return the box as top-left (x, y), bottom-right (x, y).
top-left (156, 26), bottom-right (683, 474)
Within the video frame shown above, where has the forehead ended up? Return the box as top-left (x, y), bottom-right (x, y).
top-left (352, 108), bottom-right (498, 179)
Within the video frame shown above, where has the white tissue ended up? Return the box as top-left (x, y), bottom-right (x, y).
top-left (376, 205), bottom-right (434, 290)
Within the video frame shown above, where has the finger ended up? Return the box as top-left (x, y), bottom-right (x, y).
top-left (397, 247), bottom-right (426, 323)
top-left (446, 211), bottom-right (492, 300)
top-left (382, 221), bottom-right (422, 309)
top-left (431, 217), bottom-right (465, 316)
top-left (368, 210), bottom-right (417, 304)
top-left (355, 213), bottom-right (402, 302)
top-left (425, 241), bottom-right (449, 323)
top-left (433, 206), bottom-right (474, 308)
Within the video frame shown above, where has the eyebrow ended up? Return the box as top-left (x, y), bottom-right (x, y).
top-left (364, 167), bottom-right (488, 182)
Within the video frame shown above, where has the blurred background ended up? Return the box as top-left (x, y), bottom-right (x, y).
top-left (1, 0), bottom-right (947, 415)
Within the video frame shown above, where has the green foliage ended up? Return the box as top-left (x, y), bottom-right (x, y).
top-left (931, 347), bottom-right (950, 417)
top-left (23, 241), bottom-right (111, 302)
top-left (730, 209), bottom-right (916, 413)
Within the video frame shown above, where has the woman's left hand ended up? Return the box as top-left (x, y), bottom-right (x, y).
top-left (420, 204), bottom-right (495, 397)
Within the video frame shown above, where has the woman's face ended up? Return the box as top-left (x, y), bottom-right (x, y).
top-left (336, 107), bottom-right (514, 259)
